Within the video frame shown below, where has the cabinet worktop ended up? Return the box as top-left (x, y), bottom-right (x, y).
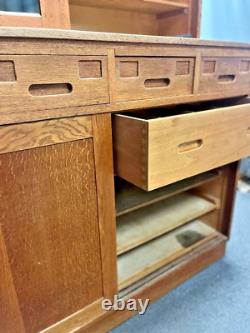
top-left (0, 27), bottom-right (250, 48)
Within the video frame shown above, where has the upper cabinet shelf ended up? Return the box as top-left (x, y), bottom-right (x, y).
top-left (69, 0), bottom-right (200, 37)
top-left (69, 0), bottom-right (189, 15)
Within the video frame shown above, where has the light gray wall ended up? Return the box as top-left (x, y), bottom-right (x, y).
top-left (201, 0), bottom-right (250, 177)
top-left (201, 0), bottom-right (250, 43)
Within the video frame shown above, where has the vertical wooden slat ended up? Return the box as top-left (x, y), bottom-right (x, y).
top-left (193, 51), bottom-right (201, 94)
top-left (40, 0), bottom-right (71, 29)
top-left (189, 0), bottom-right (201, 38)
top-left (218, 162), bottom-right (239, 237)
top-left (107, 48), bottom-right (116, 103)
top-left (92, 114), bottom-right (118, 299)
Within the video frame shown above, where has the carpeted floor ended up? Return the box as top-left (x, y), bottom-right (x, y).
top-left (112, 191), bottom-right (250, 333)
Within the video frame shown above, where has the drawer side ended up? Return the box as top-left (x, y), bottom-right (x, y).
top-left (148, 103), bottom-right (250, 189)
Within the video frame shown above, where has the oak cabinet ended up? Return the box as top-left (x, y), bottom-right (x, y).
top-left (0, 29), bottom-right (249, 333)
top-left (0, 115), bottom-right (117, 333)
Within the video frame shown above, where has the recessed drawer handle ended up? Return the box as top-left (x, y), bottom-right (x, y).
top-left (217, 74), bottom-right (235, 82)
top-left (178, 139), bottom-right (203, 153)
top-left (144, 78), bottom-right (170, 88)
top-left (29, 83), bottom-right (73, 96)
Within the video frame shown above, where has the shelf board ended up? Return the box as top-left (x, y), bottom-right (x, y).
top-left (117, 192), bottom-right (216, 255)
top-left (70, 0), bottom-right (189, 15)
top-left (119, 234), bottom-right (227, 298)
top-left (118, 220), bottom-right (218, 290)
top-left (116, 171), bottom-right (219, 217)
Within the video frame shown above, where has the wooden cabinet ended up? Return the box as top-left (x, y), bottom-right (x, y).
top-left (0, 30), bottom-right (249, 333)
top-left (0, 115), bottom-right (117, 333)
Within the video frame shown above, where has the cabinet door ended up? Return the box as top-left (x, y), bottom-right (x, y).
top-left (0, 0), bottom-right (70, 28)
top-left (0, 115), bottom-right (117, 333)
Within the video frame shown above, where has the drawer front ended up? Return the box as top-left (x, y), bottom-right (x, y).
top-left (114, 57), bottom-right (195, 102)
top-left (113, 103), bottom-right (250, 190)
top-left (199, 57), bottom-right (250, 94)
top-left (0, 55), bottom-right (109, 113)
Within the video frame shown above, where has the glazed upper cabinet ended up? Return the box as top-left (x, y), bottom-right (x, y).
top-left (0, 114), bottom-right (117, 333)
top-left (0, 0), bottom-right (201, 37)
top-left (0, 29), bottom-right (249, 333)
top-left (0, 0), bottom-right (70, 28)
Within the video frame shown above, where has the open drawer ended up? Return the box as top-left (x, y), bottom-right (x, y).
top-left (113, 98), bottom-right (250, 190)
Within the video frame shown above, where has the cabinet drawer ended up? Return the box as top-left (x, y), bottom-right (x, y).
top-left (0, 55), bottom-right (109, 114)
top-left (113, 100), bottom-right (250, 190)
top-left (114, 57), bottom-right (195, 102)
top-left (199, 57), bottom-right (250, 94)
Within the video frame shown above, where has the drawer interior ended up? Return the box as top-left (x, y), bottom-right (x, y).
top-left (115, 171), bottom-right (218, 217)
top-left (118, 96), bottom-right (250, 121)
top-left (115, 167), bottom-right (230, 292)
top-left (117, 192), bottom-right (217, 256)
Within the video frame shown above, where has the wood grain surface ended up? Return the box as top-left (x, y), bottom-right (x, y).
top-left (0, 55), bottom-right (109, 114)
top-left (0, 229), bottom-right (25, 333)
top-left (0, 139), bottom-right (103, 332)
top-left (114, 56), bottom-right (195, 102)
top-left (114, 101), bottom-right (250, 190)
top-left (0, 37), bottom-right (249, 125)
top-left (92, 114), bottom-right (118, 300)
top-left (115, 171), bottom-right (219, 216)
top-left (118, 220), bottom-right (218, 289)
top-left (117, 193), bottom-right (216, 255)
top-left (0, 116), bottom-right (92, 154)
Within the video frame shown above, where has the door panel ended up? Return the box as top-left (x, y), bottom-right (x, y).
top-left (0, 139), bottom-right (103, 332)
